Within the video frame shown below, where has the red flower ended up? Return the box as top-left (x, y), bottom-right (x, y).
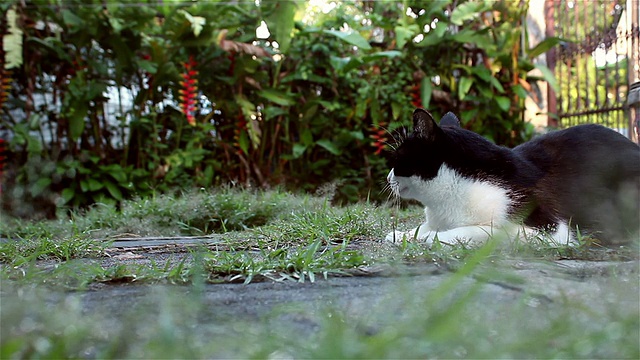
top-left (369, 123), bottom-right (388, 155)
top-left (0, 68), bottom-right (12, 110)
top-left (179, 55), bottom-right (199, 126)
top-left (410, 84), bottom-right (422, 108)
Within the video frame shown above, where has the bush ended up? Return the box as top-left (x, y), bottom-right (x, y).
top-left (1, 0), bottom-right (557, 216)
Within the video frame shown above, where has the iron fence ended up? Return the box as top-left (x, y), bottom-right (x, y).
top-left (545, 0), bottom-right (639, 142)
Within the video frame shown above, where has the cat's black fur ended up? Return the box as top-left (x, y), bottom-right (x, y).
top-left (390, 109), bottom-right (640, 245)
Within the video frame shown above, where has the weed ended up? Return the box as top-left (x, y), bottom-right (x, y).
top-left (0, 235), bottom-right (108, 267)
top-left (200, 240), bottom-right (368, 284)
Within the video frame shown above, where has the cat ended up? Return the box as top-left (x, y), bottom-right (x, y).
top-left (385, 108), bottom-right (640, 247)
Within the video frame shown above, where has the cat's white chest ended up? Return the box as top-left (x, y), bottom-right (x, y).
top-left (388, 165), bottom-right (512, 230)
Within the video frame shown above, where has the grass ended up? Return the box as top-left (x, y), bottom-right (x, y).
top-left (1, 188), bottom-right (638, 358)
top-left (0, 234), bottom-right (109, 266)
top-left (2, 251), bottom-right (637, 359)
top-left (0, 187), bottom-right (637, 285)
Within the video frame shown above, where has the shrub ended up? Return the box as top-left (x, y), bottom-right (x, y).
top-left (1, 0), bottom-right (557, 215)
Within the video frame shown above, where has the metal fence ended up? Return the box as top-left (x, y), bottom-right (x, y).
top-left (545, 0), bottom-right (639, 141)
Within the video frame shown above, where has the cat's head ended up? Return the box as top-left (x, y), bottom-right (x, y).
top-left (387, 108), bottom-right (461, 200)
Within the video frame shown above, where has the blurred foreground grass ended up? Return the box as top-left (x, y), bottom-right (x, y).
top-left (1, 188), bottom-right (638, 358)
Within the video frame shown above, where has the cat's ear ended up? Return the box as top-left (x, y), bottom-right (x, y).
top-left (412, 108), bottom-right (438, 139)
top-left (440, 112), bottom-right (461, 127)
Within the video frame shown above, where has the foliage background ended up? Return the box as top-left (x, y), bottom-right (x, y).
top-left (1, 0), bottom-right (557, 218)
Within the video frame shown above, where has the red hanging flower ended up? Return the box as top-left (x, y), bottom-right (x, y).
top-left (410, 83), bottom-right (422, 108)
top-left (179, 55), bottom-right (199, 126)
top-left (369, 122), bottom-right (388, 155)
top-left (0, 70), bottom-right (11, 110)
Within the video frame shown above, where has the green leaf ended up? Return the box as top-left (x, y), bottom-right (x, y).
top-left (421, 78), bottom-right (433, 108)
top-left (489, 77), bottom-right (505, 93)
top-left (342, 58), bottom-right (364, 73)
top-left (512, 84), bottom-right (528, 99)
top-left (534, 64), bottom-right (559, 93)
top-left (137, 59), bottom-right (158, 74)
top-left (355, 99), bottom-right (367, 119)
top-left (104, 181), bottom-right (123, 201)
top-left (178, 9), bottom-right (206, 37)
top-left (458, 77), bottom-right (474, 100)
top-left (329, 56), bottom-right (352, 72)
top-left (27, 37), bottom-right (70, 61)
top-left (394, 24), bottom-right (418, 49)
top-left (316, 139), bottom-right (341, 155)
top-left (477, 83), bottom-right (494, 99)
top-left (370, 96), bottom-right (381, 123)
top-left (62, 10), bottom-right (84, 28)
top-left (107, 14), bottom-right (124, 33)
top-left (80, 180), bottom-right (89, 193)
top-left (103, 165), bottom-right (127, 183)
top-left (300, 128), bottom-right (313, 146)
top-left (391, 102), bottom-right (402, 120)
top-left (451, 30), bottom-right (494, 51)
top-left (362, 51), bottom-right (403, 61)
top-left (4, 7), bottom-right (22, 69)
top-left (416, 25), bottom-right (447, 47)
top-left (263, 106), bottom-right (288, 120)
top-left (350, 130), bottom-right (365, 140)
top-left (265, 0), bottom-right (297, 53)
top-left (30, 178), bottom-right (51, 197)
top-left (61, 188), bottom-right (75, 204)
top-left (26, 133), bottom-right (42, 154)
top-left (68, 101), bottom-right (89, 141)
top-left (323, 30), bottom-right (372, 50)
top-left (87, 178), bottom-right (104, 192)
top-left (527, 37), bottom-right (565, 59)
top-left (450, 2), bottom-right (491, 26)
top-left (237, 96), bottom-right (261, 149)
top-left (257, 89), bottom-right (295, 106)
top-left (203, 164), bottom-right (214, 187)
top-left (93, 193), bottom-right (117, 207)
top-left (495, 96), bottom-right (511, 112)
top-left (301, 104), bottom-right (319, 122)
top-left (461, 108), bottom-right (479, 124)
top-left (86, 81), bottom-right (107, 100)
top-left (469, 66), bottom-right (492, 82)
top-left (281, 71), bottom-right (330, 84)
top-left (237, 130), bottom-right (250, 155)
top-left (292, 144), bottom-right (307, 159)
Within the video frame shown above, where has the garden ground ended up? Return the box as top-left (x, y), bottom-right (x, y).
top-left (1, 189), bottom-right (639, 358)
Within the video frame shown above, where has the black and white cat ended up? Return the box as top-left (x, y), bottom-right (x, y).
top-left (386, 108), bottom-right (640, 247)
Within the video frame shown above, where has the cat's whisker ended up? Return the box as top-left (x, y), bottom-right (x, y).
top-left (373, 123), bottom-right (407, 152)
top-left (383, 140), bottom-right (399, 151)
top-left (388, 127), bottom-right (407, 148)
top-left (378, 180), bottom-right (401, 209)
